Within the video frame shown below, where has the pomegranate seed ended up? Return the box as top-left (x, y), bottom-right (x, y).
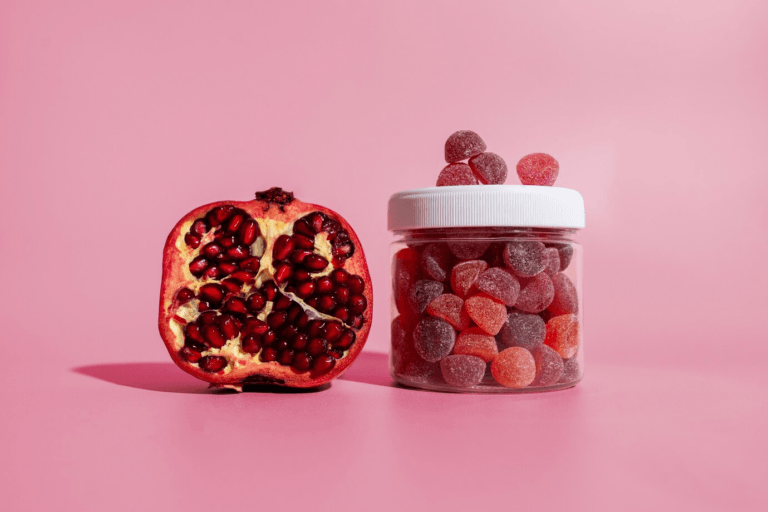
top-left (179, 346), bottom-right (203, 363)
top-left (350, 316), bottom-right (364, 329)
top-left (274, 339), bottom-right (289, 352)
top-left (198, 311), bottom-right (218, 325)
top-left (333, 242), bottom-right (354, 259)
top-left (227, 245), bottom-right (250, 260)
top-left (262, 330), bottom-right (277, 346)
top-left (261, 281), bottom-right (278, 300)
top-left (244, 317), bottom-right (268, 335)
top-left (176, 288), bottom-right (195, 303)
top-left (305, 297), bottom-right (318, 308)
top-left (241, 334), bottom-right (262, 353)
top-left (239, 257), bottom-right (261, 272)
top-left (304, 254), bottom-right (329, 272)
top-left (267, 311), bottom-right (287, 329)
top-left (227, 213), bottom-right (244, 233)
top-left (296, 311), bottom-right (310, 328)
top-left (277, 349), bottom-right (295, 365)
top-left (260, 348), bottom-right (278, 362)
top-left (317, 294), bottom-right (336, 313)
top-left (196, 301), bottom-right (211, 312)
top-left (188, 256), bottom-right (209, 276)
top-left (311, 354), bottom-right (336, 375)
top-left (328, 348), bottom-right (344, 359)
top-left (273, 294), bottom-right (292, 311)
top-left (290, 250), bottom-right (313, 265)
top-left (239, 219), bottom-right (259, 245)
top-left (315, 276), bottom-right (334, 294)
top-left (274, 262), bottom-right (293, 283)
top-left (334, 329), bottom-right (356, 350)
top-left (224, 297), bottom-right (248, 315)
top-left (347, 275), bottom-right (365, 294)
top-left (191, 219), bottom-right (209, 237)
top-left (296, 281), bottom-right (315, 298)
top-left (199, 284), bottom-right (225, 306)
top-left (199, 355), bottom-right (228, 372)
top-left (293, 269), bottom-right (311, 282)
top-left (286, 303), bottom-right (303, 322)
top-left (292, 352), bottom-right (312, 372)
top-left (306, 320), bottom-right (325, 338)
top-left (273, 235), bottom-right (295, 261)
top-left (185, 324), bottom-right (205, 343)
top-left (309, 212), bottom-right (325, 233)
top-left (218, 235), bottom-right (237, 249)
top-left (330, 269), bottom-right (349, 285)
top-left (185, 233), bottom-right (201, 249)
top-left (212, 205), bottom-right (234, 224)
top-left (202, 243), bottom-right (223, 258)
top-left (229, 270), bottom-right (255, 283)
top-left (333, 307), bottom-right (350, 323)
top-left (202, 325), bottom-right (226, 348)
top-left (290, 333), bottom-right (308, 350)
top-left (219, 262), bottom-right (238, 276)
top-left (334, 286), bottom-right (350, 305)
top-left (219, 315), bottom-right (240, 340)
top-left (307, 338), bottom-right (328, 357)
top-left (294, 235), bottom-right (315, 250)
top-left (322, 218), bottom-right (341, 238)
top-left (246, 292), bottom-right (266, 313)
top-left (293, 219), bottom-right (315, 238)
top-left (185, 336), bottom-right (207, 350)
top-left (280, 325), bottom-right (299, 339)
top-left (349, 295), bottom-right (367, 314)
top-left (221, 278), bottom-right (243, 294)
top-left (323, 322), bottom-right (344, 342)
top-left (203, 266), bottom-right (221, 280)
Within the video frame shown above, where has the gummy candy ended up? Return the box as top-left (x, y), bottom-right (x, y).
top-left (555, 244), bottom-right (573, 271)
top-left (543, 247), bottom-right (560, 276)
top-left (391, 315), bottom-right (418, 374)
top-left (445, 130), bottom-right (487, 163)
top-left (408, 280), bottom-right (445, 314)
top-left (516, 153), bottom-right (559, 186)
top-left (503, 241), bottom-right (547, 278)
top-left (413, 317), bottom-right (457, 362)
top-left (421, 244), bottom-right (452, 282)
top-left (426, 294), bottom-right (470, 330)
top-left (450, 259), bottom-right (488, 298)
top-left (491, 347), bottom-right (536, 388)
top-left (464, 293), bottom-right (508, 335)
top-left (436, 163), bottom-right (478, 186)
top-left (496, 311), bottom-right (545, 350)
top-left (440, 355), bottom-right (486, 387)
top-left (393, 247), bottom-right (421, 314)
top-left (474, 267), bottom-right (520, 306)
top-left (468, 152), bottom-right (508, 185)
top-left (544, 314), bottom-right (580, 359)
top-left (514, 272), bottom-right (555, 313)
top-left (454, 327), bottom-right (498, 362)
top-left (548, 273), bottom-right (578, 316)
top-left (448, 241), bottom-right (491, 260)
top-left (531, 345), bottom-right (564, 386)
top-left (559, 355), bottom-right (581, 383)
top-left (398, 359), bottom-right (443, 384)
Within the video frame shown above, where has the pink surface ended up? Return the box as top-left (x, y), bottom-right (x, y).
top-left (1, 1), bottom-right (767, 510)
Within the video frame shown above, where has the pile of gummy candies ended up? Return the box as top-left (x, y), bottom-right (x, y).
top-left (392, 130), bottom-right (580, 390)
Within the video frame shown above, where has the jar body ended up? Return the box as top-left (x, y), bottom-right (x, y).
top-left (390, 227), bottom-right (583, 393)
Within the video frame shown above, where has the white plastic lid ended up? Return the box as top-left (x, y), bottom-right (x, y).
top-left (388, 185), bottom-right (585, 231)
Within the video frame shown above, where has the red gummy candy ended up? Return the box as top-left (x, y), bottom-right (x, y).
top-left (454, 327), bottom-right (498, 362)
top-left (393, 247), bottom-right (421, 314)
top-left (468, 152), bottom-right (508, 185)
top-left (548, 273), bottom-right (578, 316)
top-left (503, 241), bottom-right (547, 278)
top-left (491, 347), bottom-right (536, 389)
top-left (450, 259), bottom-right (488, 298)
top-left (559, 355), bottom-right (581, 384)
top-left (437, 163), bottom-right (478, 186)
top-left (445, 130), bottom-right (487, 163)
top-left (543, 247), bottom-right (560, 276)
top-left (408, 279), bottom-right (445, 314)
top-left (474, 267), bottom-right (520, 306)
top-left (514, 272), bottom-right (555, 313)
top-left (426, 294), bottom-right (470, 330)
top-left (544, 314), bottom-right (580, 359)
top-left (464, 293), bottom-right (507, 336)
top-left (391, 315), bottom-right (418, 374)
top-left (440, 355), bottom-right (486, 387)
top-left (516, 153), bottom-right (559, 186)
top-left (448, 241), bottom-right (490, 260)
top-left (421, 244), bottom-right (452, 282)
top-left (532, 345), bottom-right (564, 386)
top-left (413, 317), bottom-right (457, 362)
top-left (497, 310), bottom-right (546, 350)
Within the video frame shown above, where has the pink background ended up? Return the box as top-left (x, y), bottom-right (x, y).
top-left (1, 1), bottom-right (767, 511)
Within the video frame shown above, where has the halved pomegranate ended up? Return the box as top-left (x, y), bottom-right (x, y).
top-left (159, 188), bottom-right (372, 390)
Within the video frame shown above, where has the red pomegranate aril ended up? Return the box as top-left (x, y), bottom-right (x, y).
top-left (318, 294), bottom-right (336, 313)
top-left (267, 311), bottom-right (287, 329)
top-left (262, 330), bottom-right (277, 346)
top-left (296, 281), bottom-right (315, 298)
top-left (323, 322), bottom-right (344, 342)
top-left (348, 295), bottom-right (367, 314)
top-left (238, 257), bottom-right (260, 272)
top-left (274, 262), bottom-right (293, 283)
top-left (244, 317), bottom-right (268, 335)
top-left (273, 294), bottom-right (293, 311)
top-left (349, 316), bottom-right (363, 329)
top-left (212, 205), bottom-right (235, 224)
top-left (260, 347), bottom-right (278, 362)
top-left (286, 303), bottom-right (303, 322)
top-left (280, 324), bottom-right (299, 340)
top-left (296, 311), bottom-right (310, 329)
top-left (229, 270), bottom-right (255, 283)
top-left (328, 348), bottom-right (344, 359)
top-left (335, 286), bottom-right (350, 305)
top-left (293, 219), bottom-right (315, 238)
top-left (221, 278), bottom-right (242, 294)
top-left (179, 346), bottom-right (203, 363)
top-left (311, 354), bottom-right (336, 376)
top-left (246, 292), bottom-right (266, 313)
top-left (186, 323), bottom-right (205, 343)
top-left (304, 254), bottom-right (329, 272)
top-left (223, 297), bottom-right (248, 315)
top-left (199, 283), bottom-right (225, 305)
top-left (241, 334), bottom-right (262, 353)
top-left (334, 242), bottom-right (353, 259)
top-left (307, 338), bottom-right (328, 357)
top-left (239, 219), bottom-right (259, 245)
top-left (290, 250), bottom-right (313, 265)
top-left (277, 349), bottom-right (295, 365)
top-left (184, 233), bottom-right (201, 249)
top-left (199, 311), bottom-right (218, 325)
top-left (306, 320), bottom-right (325, 338)
top-left (323, 219), bottom-right (340, 241)
top-left (189, 256), bottom-right (209, 276)
top-left (347, 275), bottom-right (365, 294)
top-left (292, 352), bottom-right (312, 372)
top-left (330, 268), bottom-right (349, 285)
top-left (333, 307), bottom-right (350, 323)
top-left (261, 281), bottom-right (279, 300)
top-left (305, 297), bottom-right (318, 308)
top-left (176, 288), bottom-right (195, 303)
top-left (227, 213), bottom-right (245, 233)
top-left (202, 325), bottom-right (226, 348)
top-left (293, 269), bottom-right (311, 283)
top-left (202, 243), bottom-right (223, 258)
top-left (294, 235), bottom-right (315, 250)
top-left (191, 219), bottom-right (209, 237)
top-left (199, 355), bottom-right (228, 372)
top-left (334, 329), bottom-right (356, 350)
top-left (274, 339), bottom-right (289, 352)
top-left (227, 245), bottom-right (250, 260)
top-left (197, 301), bottom-right (212, 312)
top-left (315, 276), bottom-right (334, 294)
top-left (273, 235), bottom-right (295, 261)
top-left (203, 266), bottom-right (221, 280)
top-left (218, 234), bottom-right (237, 248)
top-left (220, 315), bottom-right (240, 340)
top-left (290, 333), bottom-right (309, 350)
top-left (307, 212), bottom-right (324, 233)
top-left (219, 262), bottom-right (238, 276)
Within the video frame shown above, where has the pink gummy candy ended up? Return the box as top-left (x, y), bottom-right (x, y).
top-left (491, 347), bottom-right (536, 389)
top-left (543, 247), bottom-right (560, 276)
top-left (547, 243), bottom-right (573, 271)
top-left (497, 310), bottom-right (546, 350)
top-left (516, 153), bottom-right (559, 186)
top-left (503, 241), bottom-right (548, 278)
top-left (440, 355), bottom-right (486, 387)
top-left (421, 244), bottom-right (452, 282)
top-left (450, 259), bottom-right (488, 298)
top-left (413, 317), bottom-right (457, 362)
top-left (426, 294), bottom-right (470, 331)
top-left (474, 267), bottom-right (520, 306)
top-left (548, 273), bottom-right (578, 316)
top-left (468, 152), bottom-right (508, 185)
top-left (448, 241), bottom-right (490, 260)
top-left (454, 327), bottom-right (498, 362)
top-left (531, 345), bottom-right (564, 386)
top-left (391, 315), bottom-right (418, 374)
top-left (393, 247), bottom-right (421, 314)
top-left (464, 293), bottom-right (508, 336)
top-left (436, 163), bottom-right (478, 187)
top-left (514, 272), bottom-right (555, 313)
top-left (559, 355), bottom-right (581, 384)
top-left (408, 279), bottom-right (445, 315)
top-left (445, 130), bottom-right (487, 163)
top-left (544, 314), bottom-right (580, 359)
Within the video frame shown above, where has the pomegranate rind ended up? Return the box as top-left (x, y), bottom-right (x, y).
top-left (159, 195), bottom-right (373, 388)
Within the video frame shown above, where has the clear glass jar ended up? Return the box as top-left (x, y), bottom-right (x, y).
top-left (388, 186), bottom-right (584, 393)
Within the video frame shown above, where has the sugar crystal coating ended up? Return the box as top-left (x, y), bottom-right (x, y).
top-left (464, 293), bottom-right (508, 335)
top-left (491, 347), bottom-right (536, 388)
top-left (475, 267), bottom-right (520, 306)
top-left (440, 355), bottom-right (486, 387)
top-left (559, 355), bottom-right (581, 383)
top-left (421, 244), bottom-right (452, 282)
top-left (445, 130), bottom-right (487, 163)
top-left (437, 163), bottom-right (478, 187)
top-left (448, 241), bottom-right (491, 260)
top-left (548, 273), bottom-right (578, 316)
top-left (454, 327), bottom-right (498, 362)
top-left (544, 314), bottom-right (580, 359)
top-left (516, 153), bottom-right (559, 186)
top-left (468, 152), bottom-right (508, 185)
top-left (450, 259), bottom-right (488, 298)
top-left (532, 345), bottom-right (564, 386)
top-left (426, 293), bottom-right (470, 330)
top-left (413, 317), bottom-right (457, 362)
top-left (503, 241), bottom-right (547, 278)
top-left (497, 311), bottom-right (545, 350)
top-left (515, 272), bottom-right (555, 313)
top-left (543, 248), bottom-right (560, 276)
top-left (408, 280), bottom-right (445, 315)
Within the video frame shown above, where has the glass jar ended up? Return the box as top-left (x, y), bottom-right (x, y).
top-left (387, 186), bottom-right (585, 393)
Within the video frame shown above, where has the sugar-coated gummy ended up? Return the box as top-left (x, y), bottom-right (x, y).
top-left (474, 267), bottom-right (520, 306)
top-left (450, 259), bottom-right (489, 298)
top-left (393, 247), bottom-right (421, 314)
top-left (544, 314), bottom-right (580, 359)
top-left (391, 315), bottom-right (418, 374)
top-left (514, 272), bottom-right (555, 313)
top-left (448, 241), bottom-right (491, 260)
top-left (426, 294), bottom-right (470, 331)
top-left (548, 273), bottom-right (578, 316)
top-left (468, 152), bottom-right (508, 185)
top-left (497, 311), bottom-right (546, 350)
top-left (546, 243), bottom-right (573, 272)
top-left (454, 327), bottom-right (498, 362)
top-left (516, 153), bottom-right (559, 186)
top-left (398, 358), bottom-right (444, 384)
top-left (543, 248), bottom-right (560, 276)
top-left (532, 345), bottom-right (564, 386)
top-left (503, 242), bottom-right (547, 278)
top-left (413, 317), bottom-right (457, 362)
top-left (559, 355), bottom-right (581, 383)
top-left (436, 163), bottom-right (478, 187)
top-left (445, 130), bottom-right (487, 163)
top-left (464, 293), bottom-right (508, 336)
top-left (491, 347), bottom-right (536, 389)
top-left (408, 280), bottom-right (445, 315)
top-left (440, 355), bottom-right (487, 387)
top-left (421, 244), bottom-right (452, 282)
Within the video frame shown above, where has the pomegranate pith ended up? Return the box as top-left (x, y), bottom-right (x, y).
top-left (159, 187), bottom-right (372, 390)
